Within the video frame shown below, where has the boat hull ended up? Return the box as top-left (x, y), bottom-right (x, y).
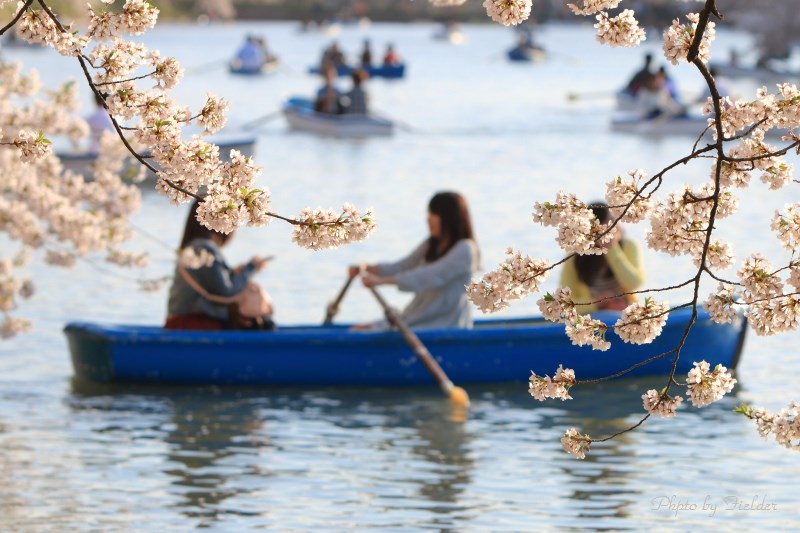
top-left (229, 59), bottom-right (280, 76)
top-left (307, 64), bottom-right (405, 79)
top-left (57, 136), bottom-right (257, 180)
top-left (611, 114), bottom-right (711, 136)
top-left (507, 47), bottom-right (545, 62)
top-left (282, 98), bottom-right (394, 137)
top-left (65, 308), bottom-right (747, 386)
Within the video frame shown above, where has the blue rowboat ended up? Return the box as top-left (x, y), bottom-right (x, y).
top-left (229, 58), bottom-right (280, 76)
top-left (64, 307), bottom-right (747, 386)
top-left (307, 63), bottom-right (406, 79)
top-left (507, 46), bottom-right (545, 62)
top-left (282, 97), bottom-right (394, 137)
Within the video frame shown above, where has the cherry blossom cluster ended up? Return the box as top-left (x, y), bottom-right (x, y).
top-left (710, 87), bottom-right (800, 149)
top-left (745, 295), bottom-right (800, 337)
top-left (565, 314), bottom-right (610, 351)
top-left (481, 0), bottom-right (531, 26)
top-left (528, 365), bottom-right (575, 401)
top-left (685, 361), bottom-right (736, 407)
top-left (466, 248), bottom-right (550, 312)
top-left (533, 193), bottom-right (613, 255)
top-left (646, 182), bottom-right (737, 269)
top-left (613, 298), bottom-right (669, 344)
top-left (291, 204), bottom-right (377, 250)
top-left (593, 9), bottom-right (646, 48)
top-left (771, 203), bottom-right (800, 251)
top-left (739, 402), bottom-right (800, 452)
top-left (605, 170), bottom-right (654, 223)
top-left (179, 247), bottom-right (215, 270)
top-left (703, 282), bottom-right (740, 324)
top-left (0, 65), bottom-right (145, 335)
top-left (536, 287), bottom-right (577, 323)
top-left (0, 254), bottom-right (34, 338)
top-left (642, 388), bottom-right (683, 418)
top-left (561, 428), bottom-right (592, 459)
top-left (106, 250), bottom-right (148, 268)
top-left (662, 12), bottom-right (715, 65)
top-left (567, 0), bottom-right (620, 16)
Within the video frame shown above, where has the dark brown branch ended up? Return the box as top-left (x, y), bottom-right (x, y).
top-left (0, 0), bottom-right (35, 35)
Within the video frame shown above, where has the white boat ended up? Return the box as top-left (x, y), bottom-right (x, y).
top-left (708, 62), bottom-right (799, 84)
top-left (433, 24), bottom-right (465, 45)
top-left (57, 136), bottom-right (257, 181)
top-left (611, 113), bottom-right (712, 137)
top-left (611, 113), bottom-right (790, 139)
top-left (615, 89), bottom-right (639, 112)
top-left (282, 98), bottom-right (394, 138)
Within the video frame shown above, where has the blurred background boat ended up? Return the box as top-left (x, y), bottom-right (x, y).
top-left (282, 97), bottom-right (393, 137)
top-left (56, 136), bottom-right (257, 181)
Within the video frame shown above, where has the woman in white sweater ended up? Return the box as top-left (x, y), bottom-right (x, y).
top-left (350, 191), bottom-right (480, 330)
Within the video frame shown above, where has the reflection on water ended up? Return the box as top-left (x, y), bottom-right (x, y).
top-left (58, 376), bottom-right (752, 530)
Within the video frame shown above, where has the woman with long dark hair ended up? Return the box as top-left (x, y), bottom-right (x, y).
top-left (559, 201), bottom-right (644, 312)
top-left (349, 191), bottom-right (480, 330)
top-left (165, 200), bottom-right (272, 330)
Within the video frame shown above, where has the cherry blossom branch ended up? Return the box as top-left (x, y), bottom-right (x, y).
top-left (0, 0), bottom-right (35, 35)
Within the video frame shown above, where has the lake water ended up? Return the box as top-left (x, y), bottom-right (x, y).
top-left (1, 20), bottom-right (799, 532)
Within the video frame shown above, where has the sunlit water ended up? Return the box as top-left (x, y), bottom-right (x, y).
top-left (1, 21), bottom-right (799, 531)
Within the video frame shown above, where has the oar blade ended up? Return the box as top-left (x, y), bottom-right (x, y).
top-left (449, 385), bottom-right (470, 407)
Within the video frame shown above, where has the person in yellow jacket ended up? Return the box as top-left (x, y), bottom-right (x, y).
top-left (559, 202), bottom-right (645, 313)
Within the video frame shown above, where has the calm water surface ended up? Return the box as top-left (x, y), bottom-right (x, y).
top-left (1, 21), bottom-right (799, 532)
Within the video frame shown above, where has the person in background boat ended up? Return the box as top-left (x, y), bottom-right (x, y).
top-left (256, 36), bottom-right (277, 64)
top-left (658, 65), bottom-right (681, 105)
top-left (624, 52), bottom-right (653, 97)
top-left (165, 200), bottom-right (274, 331)
top-left (340, 69), bottom-right (369, 115)
top-left (86, 91), bottom-right (114, 154)
top-left (233, 34), bottom-right (266, 72)
top-left (360, 38), bottom-right (372, 69)
top-left (320, 40), bottom-right (347, 72)
top-left (348, 191), bottom-right (480, 331)
top-left (559, 201), bottom-right (644, 313)
top-left (382, 43), bottom-right (401, 66)
top-left (315, 63), bottom-right (343, 114)
top-left (636, 69), bottom-right (686, 119)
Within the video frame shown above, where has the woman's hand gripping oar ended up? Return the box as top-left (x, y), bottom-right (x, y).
top-left (366, 284), bottom-right (470, 407)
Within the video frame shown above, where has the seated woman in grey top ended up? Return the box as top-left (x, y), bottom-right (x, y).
top-left (350, 191), bottom-right (480, 330)
top-left (165, 200), bottom-right (272, 331)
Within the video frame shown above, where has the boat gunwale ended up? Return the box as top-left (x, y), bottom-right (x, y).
top-left (64, 307), bottom-right (730, 345)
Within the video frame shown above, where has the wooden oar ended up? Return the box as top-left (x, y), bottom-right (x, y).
top-left (239, 110), bottom-right (282, 131)
top-left (323, 274), bottom-right (356, 325)
top-left (185, 59), bottom-right (229, 75)
top-left (367, 285), bottom-right (470, 407)
top-left (566, 89), bottom-right (615, 102)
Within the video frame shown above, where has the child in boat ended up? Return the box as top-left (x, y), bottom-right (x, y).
top-left (360, 38), bottom-right (372, 69)
top-left (348, 191), bottom-right (480, 331)
top-left (233, 35), bottom-right (266, 72)
top-left (315, 63), bottom-right (343, 114)
top-left (636, 69), bottom-right (686, 119)
top-left (624, 52), bottom-right (653, 97)
top-left (165, 200), bottom-right (275, 331)
top-left (382, 43), bottom-right (400, 66)
top-left (341, 69), bottom-right (369, 115)
top-left (559, 202), bottom-right (644, 313)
